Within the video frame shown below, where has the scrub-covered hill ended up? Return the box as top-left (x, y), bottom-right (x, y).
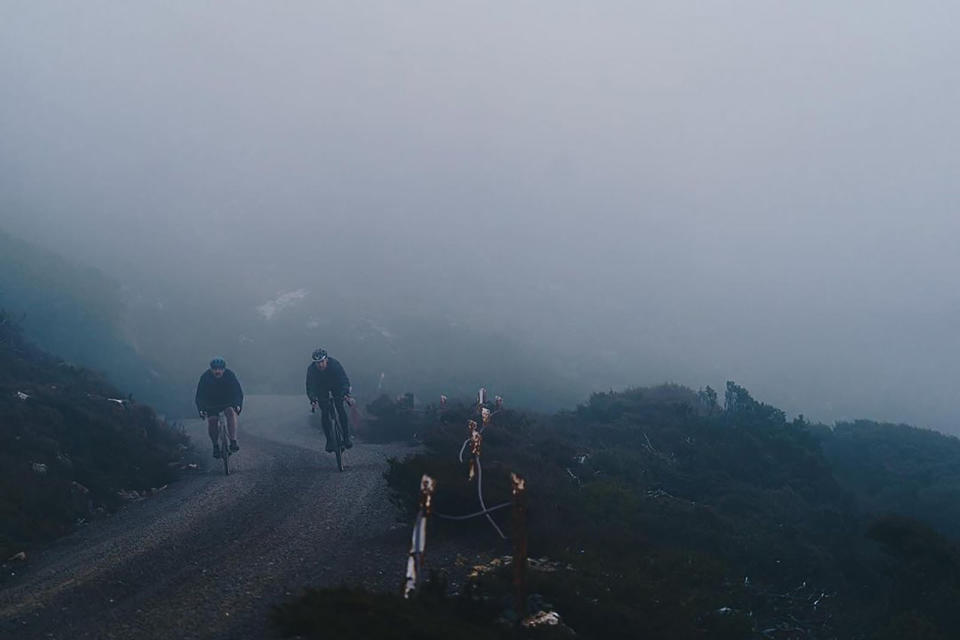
top-left (278, 383), bottom-right (960, 639)
top-left (0, 312), bottom-right (187, 560)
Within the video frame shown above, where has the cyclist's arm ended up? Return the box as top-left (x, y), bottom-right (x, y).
top-left (332, 360), bottom-right (351, 396)
top-left (195, 372), bottom-right (208, 416)
top-left (305, 365), bottom-right (319, 403)
top-left (228, 370), bottom-right (244, 412)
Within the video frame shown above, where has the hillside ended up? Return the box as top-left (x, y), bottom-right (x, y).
top-left (0, 230), bottom-right (188, 414)
top-left (0, 312), bottom-right (188, 561)
top-left (121, 279), bottom-right (593, 411)
top-left (0, 228), bottom-right (617, 414)
top-left (278, 383), bottom-right (960, 639)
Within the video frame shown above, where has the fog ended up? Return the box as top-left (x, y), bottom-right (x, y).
top-left (2, 2), bottom-right (959, 428)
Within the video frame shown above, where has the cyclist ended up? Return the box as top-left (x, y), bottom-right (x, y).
top-left (305, 348), bottom-right (354, 451)
top-left (195, 357), bottom-right (244, 458)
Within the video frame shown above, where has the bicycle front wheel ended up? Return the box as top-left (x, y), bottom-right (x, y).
top-left (220, 418), bottom-right (230, 476)
top-left (332, 415), bottom-right (344, 472)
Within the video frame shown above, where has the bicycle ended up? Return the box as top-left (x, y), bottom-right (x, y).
top-left (312, 392), bottom-right (347, 472)
top-left (213, 410), bottom-right (233, 475)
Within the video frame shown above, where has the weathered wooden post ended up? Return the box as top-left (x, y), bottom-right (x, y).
top-left (511, 471), bottom-right (528, 619)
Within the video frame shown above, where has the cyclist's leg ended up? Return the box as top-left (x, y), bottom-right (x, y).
top-left (207, 413), bottom-right (221, 457)
top-left (334, 396), bottom-right (352, 447)
top-left (320, 402), bottom-right (336, 452)
top-left (207, 414), bottom-right (219, 442)
top-left (225, 407), bottom-right (239, 450)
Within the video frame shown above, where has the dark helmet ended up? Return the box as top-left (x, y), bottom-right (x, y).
top-left (210, 357), bottom-right (226, 369)
top-left (311, 348), bottom-right (328, 362)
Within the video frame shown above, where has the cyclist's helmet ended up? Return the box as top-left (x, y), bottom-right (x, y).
top-left (311, 348), bottom-right (328, 362)
top-left (210, 357), bottom-right (226, 369)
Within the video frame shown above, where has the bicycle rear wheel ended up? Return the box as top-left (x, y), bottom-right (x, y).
top-left (332, 412), bottom-right (344, 472)
top-left (220, 416), bottom-right (230, 476)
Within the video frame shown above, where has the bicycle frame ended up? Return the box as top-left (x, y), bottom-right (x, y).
top-left (328, 394), bottom-right (345, 472)
top-left (312, 393), bottom-right (346, 472)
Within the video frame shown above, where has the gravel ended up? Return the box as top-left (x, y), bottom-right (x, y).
top-left (0, 395), bottom-right (415, 639)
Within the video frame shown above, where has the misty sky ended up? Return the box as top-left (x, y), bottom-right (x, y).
top-left (2, 2), bottom-right (959, 430)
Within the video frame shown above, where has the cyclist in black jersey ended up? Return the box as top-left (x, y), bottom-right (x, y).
top-left (195, 357), bottom-right (244, 458)
top-left (305, 348), bottom-right (353, 452)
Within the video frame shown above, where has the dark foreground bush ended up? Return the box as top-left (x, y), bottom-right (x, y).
top-left (357, 393), bottom-right (421, 443)
top-left (380, 383), bottom-right (960, 639)
top-left (272, 586), bottom-right (513, 640)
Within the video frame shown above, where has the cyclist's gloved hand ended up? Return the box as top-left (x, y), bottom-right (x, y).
top-left (199, 410), bottom-right (207, 419)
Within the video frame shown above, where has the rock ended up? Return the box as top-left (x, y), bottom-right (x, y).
top-left (8, 551), bottom-right (26, 562)
top-left (528, 557), bottom-right (570, 572)
top-left (521, 609), bottom-right (576, 635)
top-left (522, 610), bottom-right (561, 627)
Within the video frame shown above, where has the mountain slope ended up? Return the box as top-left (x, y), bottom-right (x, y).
top-left (0, 312), bottom-right (187, 559)
top-left (0, 229), bottom-right (187, 413)
top-left (368, 383), bottom-right (960, 639)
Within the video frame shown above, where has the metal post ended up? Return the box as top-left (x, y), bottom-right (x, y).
top-left (511, 472), bottom-right (528, 619)
top-left (467, 420), bottom-right (482, 481)
top-left (404, 474), bottom-right (437, 599)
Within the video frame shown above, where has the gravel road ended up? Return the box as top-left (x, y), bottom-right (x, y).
top-left (0, 395), bottom-right (414, 639)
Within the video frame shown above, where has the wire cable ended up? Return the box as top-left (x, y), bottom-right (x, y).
top-left (434, 502), bottom-right (512, 520)
top-left (476, 455), bottom-right (508, 539)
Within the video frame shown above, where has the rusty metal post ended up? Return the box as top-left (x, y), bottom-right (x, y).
top-left (467, 420), bottom-right (482, 481)
top-left (511, 472), bottom-right (528, 618)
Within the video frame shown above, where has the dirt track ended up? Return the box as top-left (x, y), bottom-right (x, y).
top-left (0, 395), bottom-right (413, 639)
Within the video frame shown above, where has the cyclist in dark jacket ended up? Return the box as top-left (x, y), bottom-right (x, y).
top-left (305, 348), bottom-right (353, 451)
top-left (196, 357), bottom-right (244, 458)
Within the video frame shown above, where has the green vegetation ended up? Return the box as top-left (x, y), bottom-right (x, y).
top-left (272, 584), bottom-right (510, 640)
top-left (279, 383), bottom-right (960, 639)
top-left (0, 312), bottom-right (188, 560)
top-left (819, 420), bottom-right (960, 538)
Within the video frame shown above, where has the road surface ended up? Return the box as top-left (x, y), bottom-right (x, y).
top-left (0, 395), bottom-right (413, 639)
